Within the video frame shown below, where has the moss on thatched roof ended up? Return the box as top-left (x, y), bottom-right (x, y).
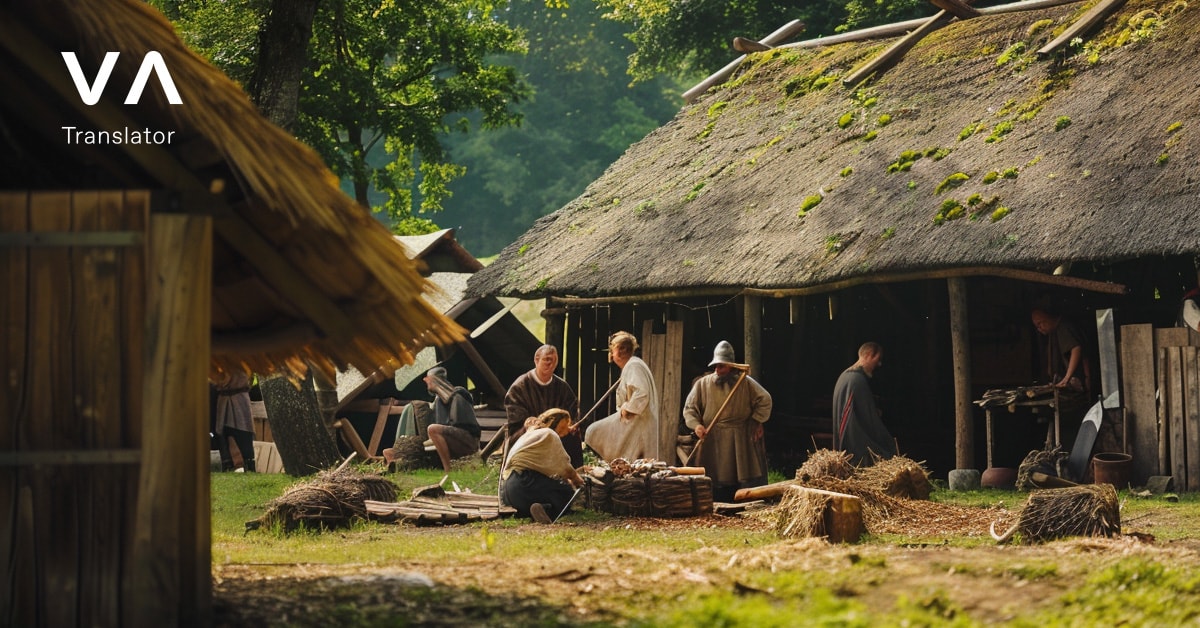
top-left (471, 0), bottom-right (1200, 300)
top-left (1, 0), bottom-right (461, 378)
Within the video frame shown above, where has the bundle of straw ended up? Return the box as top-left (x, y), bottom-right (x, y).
top-left (854, 454), bottom-right (933, 500)
top-left (253, 469), bottom-right (398, 532)
top-left (795, 449), bottom-right (854, 483)
top-left (1001, 484), bottom-right (1120, 543)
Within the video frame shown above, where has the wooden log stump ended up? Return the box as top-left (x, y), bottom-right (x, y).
top-left (777, 485), bottom-right (864, 543)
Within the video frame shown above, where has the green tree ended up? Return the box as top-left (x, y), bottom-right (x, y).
top-left (153, 0), bottom-right (529, 231)
top-left (436, 0), bottom-right (682, 255)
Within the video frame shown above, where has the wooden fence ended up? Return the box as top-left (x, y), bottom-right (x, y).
top-left (1121, 324), bottom-right (1200, 488)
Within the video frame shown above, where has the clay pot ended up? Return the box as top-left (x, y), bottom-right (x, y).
top-left (981, 467), bottom-right (1017, 489)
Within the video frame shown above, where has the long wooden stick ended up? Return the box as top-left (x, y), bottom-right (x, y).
top-left (685, 369), bottom-right (749, 465)
top-left (569, 379), bottom-right (622, 431)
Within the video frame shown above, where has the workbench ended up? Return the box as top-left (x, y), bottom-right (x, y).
top-left (976, 386), bottom-right (1061, 468)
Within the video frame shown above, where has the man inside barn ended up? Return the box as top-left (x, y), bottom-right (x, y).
top-left (683, 341), bottom-right (773, 502)
top-left (504, 344), bottom-right (582, 467)
top-left (501, 408), bottom-right (584, 523)
top-left (424, 366), bottom-right (482, 473)
top-left (832, 341), bottom-right (896, 466)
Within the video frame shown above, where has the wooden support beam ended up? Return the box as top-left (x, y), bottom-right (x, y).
top-left (842, 11), bottom-right (954, 87)
top-left (743, 295), bottom-right (762, 379)
top-left (454, 339), bottom-right (509, 403)
top-left (948, 277), bottom-right (975, 470)
top-left (1037, 0), bottom-right (1130, 57)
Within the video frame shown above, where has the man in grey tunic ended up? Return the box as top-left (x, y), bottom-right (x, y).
top-left (832, 342), bottom-right (896, 465)
top-left (683, 341), bottom-right (773, 502)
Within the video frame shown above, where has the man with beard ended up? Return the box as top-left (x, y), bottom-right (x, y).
top-left (683, 341), bottom-right (773, 502)
top-left (504, 345), bottom-right (582, 467)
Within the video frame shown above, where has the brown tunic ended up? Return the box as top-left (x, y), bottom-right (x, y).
top-left (683, 373), bottom-right (772, 488)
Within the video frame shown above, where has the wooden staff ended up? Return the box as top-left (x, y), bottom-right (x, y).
top-left (684, 366), bottom-right (750, 466)
top-left (569, 378), bottom-right (622, 432)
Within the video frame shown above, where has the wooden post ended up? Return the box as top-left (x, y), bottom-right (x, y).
top-left (948, 277), bottom-right (975, 470)
top-left (743, 295), bottom-right (762, 379)
top-left (661, 320), bottom-right (685, 464)
top-left (1185, 347), bottom-right (1200, 491)
top-left (1119, 324), bottom-right (1156, 483)
top-left (132, 211), bottom-right (212, 627)
top-left (1168, 347), bottom-right (1186, 485)
top-left (543, 304), bottom-right (565, 354)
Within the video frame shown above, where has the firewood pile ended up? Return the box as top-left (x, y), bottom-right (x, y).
top-left (974, 384), bottom-right (1056, 408)
top-left (991, 484), bottom-right (1120, 544)
top-left (250, 469), bottom-right (398, 533)
top-left (580, 458), bottom-right (713, 518)
top-left (365, 482), bottom-right (516, 525)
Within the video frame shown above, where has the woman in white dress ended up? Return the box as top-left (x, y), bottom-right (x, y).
top-left (584, 331), bottom-right (660, 462)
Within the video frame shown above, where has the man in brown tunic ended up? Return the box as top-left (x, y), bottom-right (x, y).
top-left (504, 345), bottom-right (582, 466)
top-left (683, 341), bottom-right (773, 502)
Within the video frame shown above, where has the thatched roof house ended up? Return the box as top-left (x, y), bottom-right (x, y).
top-left (470, 0), bottom-right (1199, 481)
top-left (2, 1), bottom-right (460, 625)
top-left (473, 0), bottom-right (1197, 299)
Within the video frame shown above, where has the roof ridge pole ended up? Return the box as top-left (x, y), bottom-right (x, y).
top-left (948, 277), bottom-right (975, 472)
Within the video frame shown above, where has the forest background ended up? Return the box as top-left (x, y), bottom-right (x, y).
top-left (153, 0), bottom-right (969, 257)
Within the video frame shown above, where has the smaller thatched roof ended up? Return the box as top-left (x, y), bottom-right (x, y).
top-left (0, 0), bottom-right (462, 378)
top-left (470, 0), bottom-right (1198, 301)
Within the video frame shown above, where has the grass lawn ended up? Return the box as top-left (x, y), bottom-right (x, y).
top-left (212, 460), bottom-right (1200, 626)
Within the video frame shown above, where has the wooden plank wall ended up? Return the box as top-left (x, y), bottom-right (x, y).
top-left (1128, 326), bottom-right (1200, 489)
top-left (0, 191), bottom-right (149, 626)
top-left (641, 319), bottom-right (684, 464)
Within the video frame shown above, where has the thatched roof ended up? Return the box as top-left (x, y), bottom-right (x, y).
top-left (470, 0), bottom-right (1199, 300)
top-left (0, 0), bottom-right (462, 377)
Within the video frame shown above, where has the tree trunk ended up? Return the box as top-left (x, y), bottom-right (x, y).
top-left (247, 0), bottom-right (319, 132)
top-left (259, 373), bottom-right (342, 476)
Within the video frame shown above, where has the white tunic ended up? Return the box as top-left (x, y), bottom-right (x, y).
top-left (584, 356), bottom-right (660, 462)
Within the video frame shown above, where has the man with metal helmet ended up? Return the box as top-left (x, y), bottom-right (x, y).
top-left (683, 340), bottom-right (773, 502)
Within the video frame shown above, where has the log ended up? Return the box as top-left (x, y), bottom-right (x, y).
top-left (734, 480), bottom-right (796, 502)
top-left (780, 485), bottom-right (864, 544)
top-left (668, 466), bottom-right (707, 475)
top-left (1037, 0), bottom-right (1129, 57)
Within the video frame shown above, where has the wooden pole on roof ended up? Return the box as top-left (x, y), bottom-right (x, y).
top-left (842, 10), bottom-right (955, 86)
top-left (1037, 0), bottom-right (1130, 57)
top-left (683, 19), bottom-right (807, 103)
top-left (948, 277), bottom-right (975, 470)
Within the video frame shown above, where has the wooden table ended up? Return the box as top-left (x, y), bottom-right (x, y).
top-left (981, 387), bottom-right (1060, 468)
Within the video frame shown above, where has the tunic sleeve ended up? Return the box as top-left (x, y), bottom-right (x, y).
top-left (682, 382), bottom-right (703, 429)
top-left (746, 377), bottom-right (773, 423)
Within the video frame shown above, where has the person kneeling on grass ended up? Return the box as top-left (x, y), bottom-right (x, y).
top-left (501, 408), bottom-right (583, 524)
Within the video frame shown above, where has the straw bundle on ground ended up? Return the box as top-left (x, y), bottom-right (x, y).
top-left (252, 469), bottom-right (399, 532)
top-left (1016, 448), bottom-right (1069, 491)
top-left (795, 449), bottom-right (854, 483)
top-left (777, 487), bottom-right (833, 539)
top-left (992, 484), bottom-right (1120, 544)
top-left (854, 454), bottom-right (933, 500)
top-left (799, 476), bottom-right (1009, 537)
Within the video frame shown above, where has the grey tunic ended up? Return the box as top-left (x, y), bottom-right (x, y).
top-left (683, 373), bottom-right (773, 488)
top-left (832, 366), bottom-right (896, 465)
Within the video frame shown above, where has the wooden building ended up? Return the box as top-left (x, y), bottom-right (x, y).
top-left (469, 0), bottom-right (1200, 481)
top-left (335, 229), bottom-right (542, 455)
top-left (1, 1), bottom-right (459, 625)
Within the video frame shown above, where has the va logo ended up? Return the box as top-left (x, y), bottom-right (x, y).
top-left (61, 51), bottom-right (182, 106)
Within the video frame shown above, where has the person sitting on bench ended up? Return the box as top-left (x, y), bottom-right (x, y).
top-left (423, 366), bottom-right (481, 473)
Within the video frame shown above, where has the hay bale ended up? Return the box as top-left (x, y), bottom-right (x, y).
top-left (795, 449), bottom-right (854, 483)
top-left (648, 474), bottom-right (713, 518)
top-left (253, 469), bottom-right (398, 532)
top-left (854, 455), bottom-right (932, 500)
top-left (997, 484), bottom-right (1120, 543)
